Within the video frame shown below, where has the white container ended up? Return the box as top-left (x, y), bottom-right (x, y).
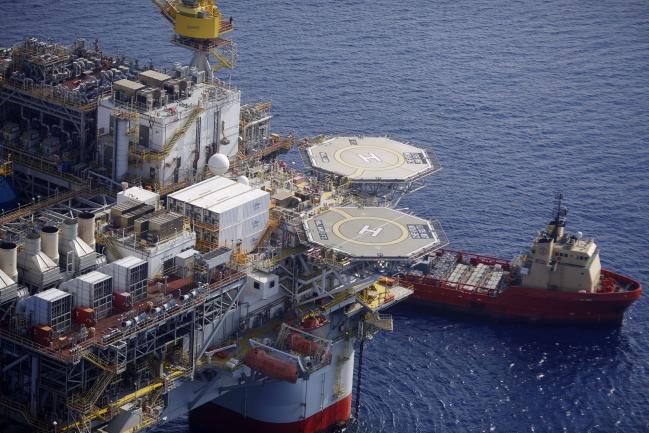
top-left (99, 256), bottom-right (148, 301)
top-left (66, 271), bottom-right (113, 319)
top-left (29, 288), bottom-right (71, 333)
top-left (117, 187), bottom-right (161, 209)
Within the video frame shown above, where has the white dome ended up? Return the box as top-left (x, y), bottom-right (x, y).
top-left (236, 175), bottom-right (250, 186)
top-left (208, 153), bottom-right (230, 175)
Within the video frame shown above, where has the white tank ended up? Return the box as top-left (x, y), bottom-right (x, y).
top-left (40, 226), bottom-right (59, 265)
top-left (78, 212), bottom-right (96, 249)
top-left (208, 153), bottom-right (230, 175)
top-left (236, 175), bottom-right (250, 186)
top-left (0, 241), bottom-right (18, 281)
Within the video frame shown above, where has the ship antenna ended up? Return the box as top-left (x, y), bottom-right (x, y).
top-left (551, 192), bottom-right (568, 240)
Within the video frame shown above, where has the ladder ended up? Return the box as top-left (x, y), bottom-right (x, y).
top-left (254, 217), bottom-right (279, 251)
top-left (84, 370), bottom-right (116, 407)
top-left (210, 42), bottom-right (237, 71)
top-left (134, 105), bottom-right (204, 162)
top-left (82, 351), bottom-right (115, 372)
top-left (96, 232), bottom-right (121, 260)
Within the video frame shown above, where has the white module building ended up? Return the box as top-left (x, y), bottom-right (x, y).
top-left (167, 176), bottom-right (270, 254)
top-left (96, 66), bottom-right (241, 187)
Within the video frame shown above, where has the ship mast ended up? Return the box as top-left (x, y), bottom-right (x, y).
top-left (550, 192), bottom-right (568, 241)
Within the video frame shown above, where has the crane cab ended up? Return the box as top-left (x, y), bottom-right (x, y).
top-left (175, 0), bottom-right (223, 40)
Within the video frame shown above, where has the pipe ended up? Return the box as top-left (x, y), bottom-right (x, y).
top-left (20, 107), bottom-right (30, 130)
top-left (0, 241), bottom-right (18, 281)
top-left (114, 118), bottom-right (129, 181)
top-left (41, 226), bottom-right (59, 265)
top-left (87, 170), bottom-right (126, 191)
top-left (78, 212), bottom-right (96, 249)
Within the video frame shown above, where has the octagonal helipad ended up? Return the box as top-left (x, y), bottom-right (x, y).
top-left (303, 207), bottom-right (446, 260)
top-left (304, 136), bottom-right (439, 182)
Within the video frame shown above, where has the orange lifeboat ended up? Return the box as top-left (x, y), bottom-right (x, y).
top-left (300, 314), bottom-right (328, 331)
top-left (378, 276), bottom-right (396, 286)
top-left (244, 348), bottom-right (298, 384)
top-left (287, 333), bottom-right (322, 357)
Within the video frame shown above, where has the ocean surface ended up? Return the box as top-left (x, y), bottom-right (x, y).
top-left (2, 1), bottom-right (649, 432)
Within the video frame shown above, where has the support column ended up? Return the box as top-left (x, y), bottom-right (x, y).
top-left (30, 354), bottom-right (39, 415)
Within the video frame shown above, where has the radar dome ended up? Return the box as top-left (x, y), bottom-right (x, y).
top-left (236, 175), bottom-right (250, 186)
top-left (208, 153), bottom-right (230, 175)
top-left (576, 231), bottom-right (583, 240)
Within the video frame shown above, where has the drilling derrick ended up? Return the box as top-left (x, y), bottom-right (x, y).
top-left (151, 0), bottom-right (236, 77)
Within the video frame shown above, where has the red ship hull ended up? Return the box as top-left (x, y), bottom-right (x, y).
top-left (401, 263), bottom-right (642, 324)
top-left (189, 393), bottom-right (351, 433)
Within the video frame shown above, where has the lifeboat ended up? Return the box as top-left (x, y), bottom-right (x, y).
top-left (287, 333), bottom-right (323, 357)
top-left (300, 314), bottom-right (328, 331)
top-left (244, 348), bottom-right (298, 384)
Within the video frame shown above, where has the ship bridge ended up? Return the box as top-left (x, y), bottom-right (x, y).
top-left (303, 207), bottom-right (447, 261)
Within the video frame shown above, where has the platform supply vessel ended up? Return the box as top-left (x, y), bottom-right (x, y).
top-left (0, 2), bottom-right (449, 431)
top-left (401, 194), bottom-right (642, 324)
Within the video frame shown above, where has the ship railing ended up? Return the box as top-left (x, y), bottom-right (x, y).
top-left (1, 78), bottom-right (109, 112)
top-left (0, 270), bottom-right (245, 365)
top-left (437, 248), bottom-right (511, 270)
top-left (97, 271), bottom-right (246, 347)
top-left (275, 323), bottom-right (333, 365)
top-left (0, 143), bottom-right (88, 186)
top-left (0, 327), bottom-right (75, 363)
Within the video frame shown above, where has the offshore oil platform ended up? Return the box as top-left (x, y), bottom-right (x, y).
top-left (0, 1), bottom-right (446, 432)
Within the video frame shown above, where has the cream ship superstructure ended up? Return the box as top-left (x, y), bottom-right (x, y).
top-left (519, 195), bottom-right (602, 293)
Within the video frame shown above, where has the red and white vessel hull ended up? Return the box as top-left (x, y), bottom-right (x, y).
top-left (401, 252), bottom-right (642, 324)
top-left (189, 339), bottom-right (355, 433)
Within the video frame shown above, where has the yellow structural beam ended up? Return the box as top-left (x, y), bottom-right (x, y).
top-left (62, 369), bottom-right (187, 431)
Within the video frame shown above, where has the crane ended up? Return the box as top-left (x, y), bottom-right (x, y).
top-left (150, 0), bottom-right (236, 78)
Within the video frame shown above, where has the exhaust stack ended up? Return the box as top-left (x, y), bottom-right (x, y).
top-left (78, 212), bottom-right (96, 250)
top-left (0, 241), bottom-right (18, 281)
top-left (59, 219), bottom-right (96, 276)
top-left (18, 231), bottom-right (61, 290)
top-left (41, 226), bottom-right (59, 265)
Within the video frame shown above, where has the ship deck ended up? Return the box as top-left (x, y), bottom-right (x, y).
top-left (0, 269), bottom-right (247, 365)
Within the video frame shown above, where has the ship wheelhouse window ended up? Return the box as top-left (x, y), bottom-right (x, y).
top-left (253, 281), bottom-right (260, 290)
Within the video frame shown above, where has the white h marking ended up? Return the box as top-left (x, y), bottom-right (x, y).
top-left (358, 225), bottom-right (383, 237)
top-left (358, 152), bottom-right (382, 163)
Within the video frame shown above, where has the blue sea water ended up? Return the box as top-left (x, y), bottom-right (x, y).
top-left (2, 1), bottom-right (649, 432)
